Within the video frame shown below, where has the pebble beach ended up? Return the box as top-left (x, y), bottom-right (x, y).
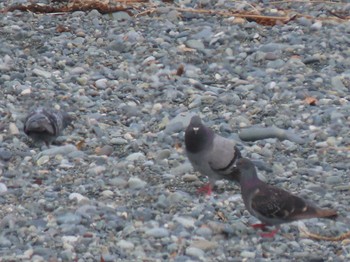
top-left (0, 0), bottom-right (350, 261)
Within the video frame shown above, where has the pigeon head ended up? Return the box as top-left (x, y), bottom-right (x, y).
top-left (24, 107), bottom-right (73, 147)
top-left (236, 158), bottom-right (259, 184)
top-left (61, 112), bottom-right (74, 128)
top-left (185, 115), bottom-right (214, 153)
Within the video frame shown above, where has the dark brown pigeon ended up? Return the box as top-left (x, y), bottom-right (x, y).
top-left (185, 115), bottom-right (241, 195)
top-left (236, 158), bottom-right (338, 237)
top-left (24, 107), bottom-right (72, 148)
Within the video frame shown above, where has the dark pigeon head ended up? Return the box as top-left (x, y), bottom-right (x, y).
top-left (236, 158), bottom-right (259, 183)
top-left (24, 107), bottom-right (73, 147)
top-left (185, 115), bottom-right (214, 153)
top-left (61, 111), bottom-right (74, 128)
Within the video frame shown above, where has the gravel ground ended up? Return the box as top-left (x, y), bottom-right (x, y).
top-left (0, 0), bottom-right (350, 261)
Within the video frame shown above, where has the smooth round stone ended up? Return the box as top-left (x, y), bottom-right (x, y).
top-left (126, 152), bottom-right (145, 162)
top-left (110, 137), bottom-right (128, 145)
top-left (36, 155), bottom-right (50, 166)
top-left (32, 68), bottom-right (52, 78)
top-left (195, 227), bottom-right (213, 238)
top-left (40, 145), bottom-right (77, 156)
top-left (100, 190), bottom-right (114, 198)
top-left (240, 251), bottom-right (256, 259)
top-left (173, 216), bottom-right (195, 228)
top-left (185, 247), bottom-right (205, 259)
top-left (182, 174), bottom-right (198, 182)
top-left (0, 149), bottom-right (12, 161)
top-left (96, 145), bottom-right (113, 156)
top-left (145, 228), bottom-right (169, 238)
top-left (191, 240), bottom-right (217, 251)
top-left (69, 193), bottom-right (88, 203)
top-left (56, 213), bottom-right (82, 225)
top-left (111, 11), bottom-right (131, 21)
top-left (128, 177), bottom-right (147, 189)
top-left (0, 183), bottom-right (8, 195)
top-left (185, 39), bottom-right (205, 50)
top-left (109, 177), bottom-right (128, 188)
top-left (0, 237), bottom-right (11, 248)
top-left (170, 163), bottom-right (193, 176)
top-left (133, 207), bottom-right (154, 221)
top-left (311, 21), bottom-right (322, 30)
top-left (8, 123), bottom-right (20, 135)
top-left (325, 175), bottom-right (342, 185)
top-left (95, 78), bottom-right (108, 89)
top-left (117, 239), bottom-right (135, 250)
top-left (156, 149), bottom-right (171, 161)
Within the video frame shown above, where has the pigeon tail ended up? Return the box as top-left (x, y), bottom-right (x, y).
top-left (315, 208), bottom-right (338, 220)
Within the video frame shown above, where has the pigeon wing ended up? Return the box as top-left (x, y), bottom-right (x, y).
top-left (251, 185), bottom-right (308, 222)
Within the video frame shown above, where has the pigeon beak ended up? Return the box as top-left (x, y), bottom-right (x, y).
top-left (193, 127), bottom-right (199, 134)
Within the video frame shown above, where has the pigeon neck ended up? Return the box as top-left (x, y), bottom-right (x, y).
top-left (239, 168), bottom-right (262, 190)
top-left (241, 177), bottom-right (261, 190)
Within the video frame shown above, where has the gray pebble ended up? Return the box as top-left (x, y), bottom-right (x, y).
top-left (39, 145), bottom-right (77, 157)
top-left (56, 213), bottom-right (82, 225)
top-left (128, 177), bottom-right (147, 189)
top-left (186, 246), bottom-right (205, 259)
top-left (186, 39), bottom-right (205, 50)
top-left (0, 149), bottom-right (12, 161)
top-left (126, 152), bottom-right (146, 162)
top-left (145, 228), bottom-right (169, 238)
top-left (170, 163), bottom-right (193, 176)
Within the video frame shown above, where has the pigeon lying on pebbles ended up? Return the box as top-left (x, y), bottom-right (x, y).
top-left (24, 107), bottom-right (73, 147)
top-left (236, 158), bottom-right (338, 238)
top-left (185, 115), bottom-right (241, 195)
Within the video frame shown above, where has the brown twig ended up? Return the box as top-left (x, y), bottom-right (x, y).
top-left (0, 3), bottom-right (132, 14)
top-left (269, 0), bottom-right (344, 4)
top-left (171, 7), bottom-right (349, 23)
top-left (299, 223), bottom-right (350, 241)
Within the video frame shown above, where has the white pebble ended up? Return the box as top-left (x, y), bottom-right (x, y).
top-left (8, 123), bottom-right (20, 135)
top-left (145, 227), bottom-right (169, 238)
top-left (126, 152), bottom-right (146, 162)
top-left (311, 20), bottom-right (322, 30)
top-left (95, 78), bottom-right (108, 89)
top-left (101, 190), bottom-right (114, 198)
top-left (32, 68), bottom-right (52, 78)
top-left (0, 183), bottom-right (8, 195)
top-left (21, 88), bottom-right (32, 95)
top-left (69, 193), bottom-right (88, 203)
top-left (36, 155), bottom-right (50, 166)
top-left (186, 247), bottom-right (205, 259)
top-left (117, 239), bottom-right (135, 250)
top-left (173, 216), bottom-right (195, 228)
top-left (128, 177), bottom-right (147, 189)
top-left (241, 251), bottom-right (256, 258)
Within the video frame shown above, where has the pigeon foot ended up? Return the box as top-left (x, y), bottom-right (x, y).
top-left (197, 183), bottom-right (212, 195)
top-left (259, 227), bottom-right (280, 238)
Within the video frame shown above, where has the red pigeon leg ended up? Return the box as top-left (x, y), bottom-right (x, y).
top-left (259, 227), bottom-right (280, 238)
top-left (197, 183), bottom-right (212, 195)
top-left (251, 223), bottom-right (267, 230)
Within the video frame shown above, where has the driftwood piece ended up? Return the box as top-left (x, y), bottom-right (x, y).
top-left (239, 126), bottom-right (306, 144)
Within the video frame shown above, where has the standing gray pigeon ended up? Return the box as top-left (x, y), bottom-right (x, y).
top-left (236, 158), bottom-right (338, 238)
top-left (24, 107), bottom-right (72, 147)
top-left (185, 115), bottom-right (241, 195)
